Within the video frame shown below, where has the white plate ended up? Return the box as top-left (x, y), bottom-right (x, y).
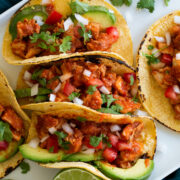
top-left (1, 0), bottom-right (180, 180)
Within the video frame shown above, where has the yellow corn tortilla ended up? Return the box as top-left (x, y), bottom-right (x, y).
top-left (0, 70), bottom-right (30, 178)
top-left (15, 54), bottom-right (135, 110)
top-left (137, 10), bottom-right (180, 131)
top-left (26, 105), bottom-right (156, 179)
top-left (2, 0), bottom-right (133, 66)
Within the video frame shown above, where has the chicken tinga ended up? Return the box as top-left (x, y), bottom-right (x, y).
top-left (3, 0), bottom-right (133, 65)
top-left (15, 56), bottom-right (141, 115)
top-left (19, 108), bottom-right (156, 180)
top-left (0, 71), bottom-right (30, 178)
top-left (137, 11), bottom-right (180, 130)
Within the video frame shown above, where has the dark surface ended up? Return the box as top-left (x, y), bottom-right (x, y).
top-left (0, 0), bottom-right (179, 179)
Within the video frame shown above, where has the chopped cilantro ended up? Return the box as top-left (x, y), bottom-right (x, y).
top-left (47, 76), bottom-right (60, 84)
top-left (97, 108), bottom-right (120, 114)
top-left (59, 36), bottom-right (72, 53)
top-left (132, 96), bottom-right (139, 103)
top-left (110, 0), bottom-right (132, 6)
top-left (38, 42), bottom-right (48, 49)
top-left (54, 131), bottom-right (70, 150)
top-left (101, 94), bottom-right (116, 108)
top-left (148, 45), bottom-right (154, 50)
top-left (70, 0), bottom-right (89, 14)
top-left (77, 117), bottom-right (87, 122)
top-left (137, 0), bottom-right (155, 13)
top-left (165, 70), bottom-right (170, 74)
top-left (19, 161), bottom-right (30, 174)
top-left (0, 121), bottom-right (12, 143)
top-left (79, 23), bottom-right (92, 43)
top-left (126, 112), bottom-right (132, 115)
top-left (90, 134), bottom-right (103, 147)
top-left (143, 53), bottom-right (160, 65)
top-left (111, 104), bottom-right (123, 112)
top-left (31, 69), bottom-right (44, 80)
top-left (130, 75), bottom-right (134, 86)
top-left (164, 0), bottom-right (171, 6)
top-left (40, 24), bottom-right (52, 31)
top-left (102, 136), bottom-right (112, 148)
top-left (48, 146), bottom-right (54, 153)
top-left (86, 85), bottom-right (97, 95)
top-left (68, 92), bottom-right (81, 101)
top-left (38, 78), bottom-right (46, 87)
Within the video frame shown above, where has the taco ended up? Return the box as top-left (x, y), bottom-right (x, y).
top-left (0, 71), bottom-right (30, 178)
top-left (15, 55), bottom-right (143, 116)
top-left (2, 0), bottom-right (133, 66)
top-left (19, 105), bottom-right (156, 180)
top-left (137, 10), bottom-right (180, 131)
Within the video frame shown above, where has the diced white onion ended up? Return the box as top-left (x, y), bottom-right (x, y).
top-left (81, 148), bottom-right (95, 154)
top-left (70, 123), bottom-right (76, 128)
top-left (73, 97), bottom-right (83, 105)
top-left (53, 83), bottom-right (61, 93)
top-left (31, 84), bottom-right (39, 96)
top-left (99, 86), bottom-right (110, 95)
top-left (41, 0), bottom-right (51, 5)
top-left (40, 135), bottom-right (49, 143)
top-left (59, 73), bottom-right (72, 82)
top-left (49, 94), bottom-right (56, 102)
top-left (64, 17), bottom-right (74, 31)
top-left (110, 124), bottom-right (121, 132)
top-left (152, 48), bottom-right (161, 57)
top-left (165, 32), bottom-right (171, 46)
top-left (48, 127), bottom-right (57, 134)
top-left (74, 13), bottom-right (89, 25)
top-left (24, 71), bottom-right (32, 81)
top-left (62, 123), bottom-right (74, 134)
top-left (33, 15), bottom-right (44, 26)
top-left (28, 137), bottom-right (40, 148)
top-left (174, 16), bottom-right (180, 24)
top-left (25, 81), bottom-right (34, 87)
top-left (83, 69), bottom-right (91, 77)
top-left (134, 110), bottom-right (148, 116)
top-left (154, 36), bottom-right (165, 43)
top-left (176, 53), bottom-right (180, 60)
top-left (173, 85), bottom-right (180, 94)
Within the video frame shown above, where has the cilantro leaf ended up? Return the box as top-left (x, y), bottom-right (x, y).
top-left (97, 108), bottom-right (120, 114)
top-left (143, 53), bottom-right (160, 65)
top-left (48, 146), bottom-right (54, 153)
top-left (101, 94), bottom-right (116, 108)
top-left (148, 45), bottom-right (154, 50)
top-left (68, 92), bottom-right (81, 101)
top-left (79, 23), bottom-right (92, 44)
top-left (124, 0), bottom-right (132, 6)
top-left (38, 78), bottom-right (46, 87)
top-left (54, 131), bottom-right (70, 150)
top-left (111, 104), bottom-right (123, 112)
top-left (86, 85), bottom-right (97, 95)
top-left (137, 0), bottom-right (155, 13)
top-left (132, 96), bottom-right (139, 103)
top-left (90, 134), bottom-right (103, 147)
top-left (102, 136), bottom-right (112, 148)
top-left (59, 36), bottom-right (72, 53)
top-left (0, 121), bottom-right (12, 143)
top-left (38, 42), bottom-right (48, 49)
top-left (31, 68), bottom-right (44, 80)
top-left (69, 0), bottom-right (89, 14)
top-left (164, 0), bottom-right (170, 6)
top-left (110, 0), bottom-right (132, 6)
top-left (19, 161), bottom-right (30, 174)
top-left (77, 117), bottom-right (87, 122)
top-left (130, 75), bottom-right (134, 86)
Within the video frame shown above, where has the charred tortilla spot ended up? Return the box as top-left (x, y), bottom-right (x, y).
top-left (5, 166), bottom-right (14, 176)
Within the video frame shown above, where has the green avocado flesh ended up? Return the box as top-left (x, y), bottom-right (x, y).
top-left (95, 159), bottom-right (154, 180)
top-left (9, 5), bottom-right (48, 40)
top-left (65, 151), bottom-right (103, 162)
top-left (0, 138), bottom-right (23, 162)
top-left (19, 144), bottom-right (66, 163)
top-left (83, 9), bottom-right (115, 28)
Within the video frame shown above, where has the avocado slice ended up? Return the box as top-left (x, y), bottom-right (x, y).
top-left (9, 5), bottom-right (48, 40)
top-left (0, 138), bottom-right (23, 162)
top-left (94, 159), bottom-right (154, 180)
top-left (19, 144), bottom-right (66, 163)
top-left (83, 7), bottom-right (116, 28)
top-left (65, 151), bottom-right (103, 162)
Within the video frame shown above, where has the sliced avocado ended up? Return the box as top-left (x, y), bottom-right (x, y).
top-left (9, 5), bottom-right (48, 40)
top-left (0, 138), bottom-right (23, 162)
top-left (83, 8), bottom-right (116, 28)
top-left (94, 159), bottom-right (154, 180)
top-left (65, 151), bottom-right (102, 162)
top-left (19, 144), bottom-right (66, 163)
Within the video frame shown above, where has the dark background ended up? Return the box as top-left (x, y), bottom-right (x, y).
top-left (0, 0), bottom-right (179, 179)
